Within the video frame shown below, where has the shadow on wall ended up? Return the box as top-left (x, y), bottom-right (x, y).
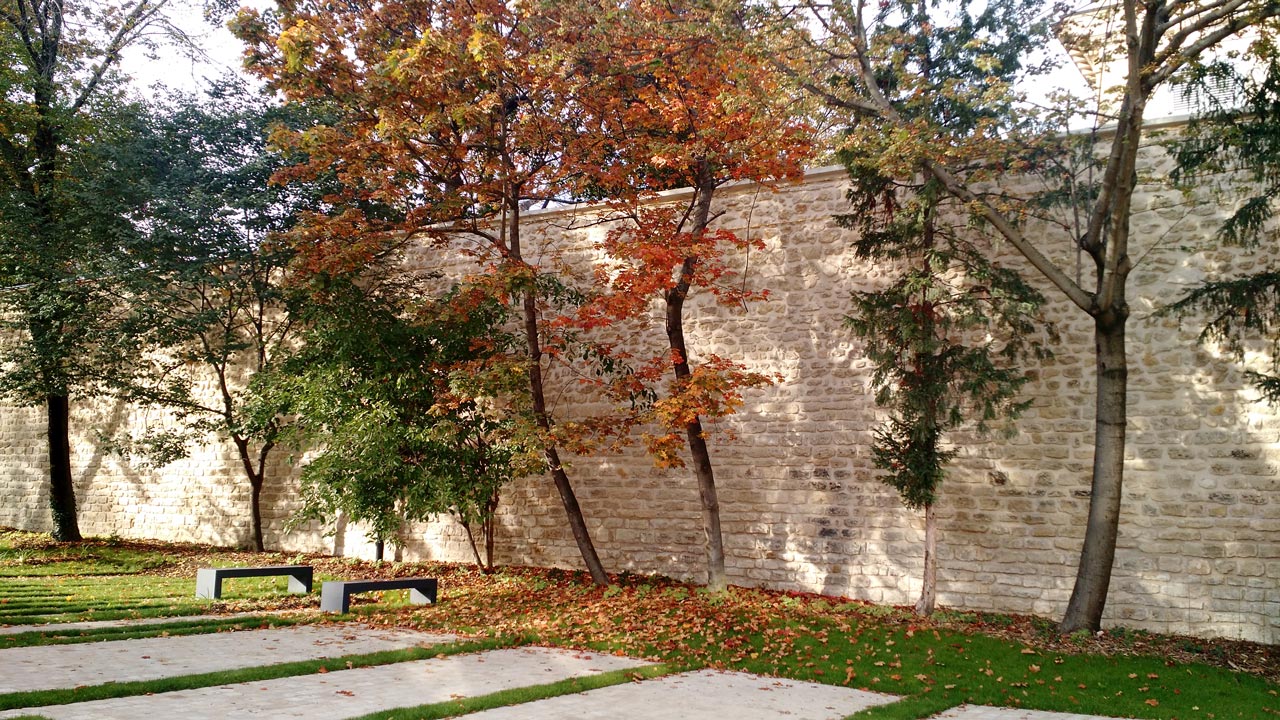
top-left (66, 394), bottom-right (292, 550)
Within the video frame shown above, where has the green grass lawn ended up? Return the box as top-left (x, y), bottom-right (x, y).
top-left (1, 528), bottom-right (1276, 720)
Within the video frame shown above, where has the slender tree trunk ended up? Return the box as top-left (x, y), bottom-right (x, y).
top-left (1060, 313), bottom-right (1128, 633)
top-left (506, 190), bottom-right (608, 585)
top-left (46, 394), bottom-right (81, 542)
top-left (688, 421), bottom-right (726, 591)
top-left (232, 436), bottom-right (268, 552)
top-left (522, 290), bottom-right (609, 585)
top-left (667, 174), bottom-right (728, 592)
top-left (666, 296), bottom-right (727, 592)
top-left (460, 517), bottom-right (485, 570)
top-left (915, 502), bottom-right (936, 616)
top-left (484, 514), bottom-right (495, 572)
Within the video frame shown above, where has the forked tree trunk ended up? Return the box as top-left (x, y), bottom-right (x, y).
top-left (46, 393), bottom-right (82, 542)
top-left (460, 509), bottom-right (498, 574)
top-left (915, 502), bottom-right (937, 616)
top-left (463, 518), bottom-right (484, 569)
top-left (1060, 314), bottom-right (1128, 633)
top-left (232, 436), bottom-right (272, 552)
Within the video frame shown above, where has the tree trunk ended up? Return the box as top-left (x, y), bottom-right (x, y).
top-left (484, 514), bottom-right (495, 572)
top-left (915, 502), bottom-right (936, 616)
top-left (1060, 313), bottom-right (1128, 633)
top-left (249, 477), bottom-right (265, 552)
top-left (666, 292), bottom-right (727, 592)
top-left (522, 287), bottom-right (610, 585)
top-left (232, 436), bottom-right (267, 552)
top-left (484, 491), bottom-right (498, 572)
top-left (504, 184), bottom-right (608, 585)
top-left (46, 394), bottom-right (82, 542)
top-left (667, 174), bottom-right (728, 592)
top-left (687, 419), bottom-right (726, 592)
top-left (460, 517), bottom-right (485, 570)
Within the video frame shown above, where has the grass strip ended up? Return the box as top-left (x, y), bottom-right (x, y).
top-left (842, 693), bottom-right (962, 720)
top-left (0, 636), bottom-right (518, 711)
top-left (0, 604), bottom-right (218, 625)
top-left (0, 615), bottom-right (308, 649)
top-left (350, 663), bottom-right (676, 720)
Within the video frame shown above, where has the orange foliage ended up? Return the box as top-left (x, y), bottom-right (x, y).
top-left (231, 0), bottom-right (811, 465)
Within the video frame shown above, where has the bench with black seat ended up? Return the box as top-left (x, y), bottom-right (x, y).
top-left (320, 577), bottom-right (438, 613)
top-left (195, 565), bottom-right (314, 599)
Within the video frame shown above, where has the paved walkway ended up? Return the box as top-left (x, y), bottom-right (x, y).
top-left (467, 668), bottom-right (897, 719)
top-left (0, 623), bottom-right (453, 693)
top-left (0, 619), bottom-right (1132, 720)
top-left (0, 647), bottom-right (645, 720)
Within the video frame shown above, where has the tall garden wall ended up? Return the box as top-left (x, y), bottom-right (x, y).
top-left (2, 159), bottom-right (1278, 643)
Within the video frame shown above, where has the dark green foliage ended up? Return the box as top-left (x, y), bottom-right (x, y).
top-left (96, 83), bottom-right (334, 549)
top-left (841, 171), bottom-right (1050, 510)
top-left (0, 103), bottom-right (150, 398)
top-left (0, 0), bottom-right (189, 540)
top-left (263, 276), bottom-right (534, 568)
top-left (117, 79), bottom-right (324, 408)
top-left (1171, 59), bottom-right (1280, 247)
top-left (1167, 57), bottom-right (1280, 401)
top-left (843, 213), bottom-right (1049, 509)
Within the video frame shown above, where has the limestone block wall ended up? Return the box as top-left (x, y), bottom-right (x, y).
top-left (2, 160), bottom-right (1278, 643)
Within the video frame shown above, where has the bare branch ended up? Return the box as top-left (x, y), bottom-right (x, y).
top-left (71, 0), bottom-right (176, 114)
top-left (1151, 4), bottom-right (1280, 86)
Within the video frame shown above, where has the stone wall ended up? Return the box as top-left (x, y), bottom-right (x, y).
top-left (2, 160), bottom-right (1278, 643)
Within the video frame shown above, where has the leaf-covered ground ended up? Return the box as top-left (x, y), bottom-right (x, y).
top-left (2, 529), bottom-right (1277, 719)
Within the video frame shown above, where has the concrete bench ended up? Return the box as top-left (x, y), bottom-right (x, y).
top-left (320, 577), bottom-right (438, 614)
top-left (196, 565), bottom-right (313, 599)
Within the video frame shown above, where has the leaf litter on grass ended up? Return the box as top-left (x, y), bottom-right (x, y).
top-left (2, 528), bottom-right (1277, 719)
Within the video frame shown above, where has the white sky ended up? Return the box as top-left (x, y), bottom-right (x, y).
top-left (120, 1), bottom-right (269, 96)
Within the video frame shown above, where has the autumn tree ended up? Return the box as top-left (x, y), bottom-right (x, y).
top-left (787, 0), bottom-right (1280, 632)
top-left (0, 0), bottom-right (190, 541)
top-left (578, 0), bottom-right (810, 591)
top-left (232, 0), bottom-right (639, 583)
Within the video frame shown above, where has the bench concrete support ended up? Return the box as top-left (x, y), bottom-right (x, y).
top-left (196, 565), bottom-right (314, 599)
top-left (320, 578), bottom-right (438, 613)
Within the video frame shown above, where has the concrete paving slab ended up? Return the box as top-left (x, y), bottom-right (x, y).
top-left (0, 623), bottom-right (455, 693)
top-left (466, 668), bottom-right (898, 720)
top-left (0, 647), bottom-right (648, 720)
top-left (928, 705), bottom-right (1122, 720)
